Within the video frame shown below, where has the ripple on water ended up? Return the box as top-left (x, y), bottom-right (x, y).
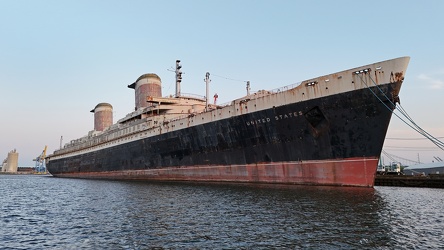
top-left (1, 175), bottom-right (443, 249)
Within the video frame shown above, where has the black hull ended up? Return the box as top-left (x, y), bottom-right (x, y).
top-left (48, 82), bottom-right (399, 178)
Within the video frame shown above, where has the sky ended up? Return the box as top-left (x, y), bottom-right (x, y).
top-left (1, 0), bottom-right (443, 167)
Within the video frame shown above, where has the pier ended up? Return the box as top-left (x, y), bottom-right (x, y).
top-left (375, 174), bottom-right (444, 188)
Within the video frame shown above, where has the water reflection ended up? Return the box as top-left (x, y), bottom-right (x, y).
top-left (92, 182), bottom-right (393, 249)
top-left (1, 175), bottom-right (442, 249)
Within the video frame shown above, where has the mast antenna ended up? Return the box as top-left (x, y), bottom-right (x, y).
top-left (246, 81), bottom-right (251, 96)
top-left (175, 60), bottom-right (182, 97)
top-left (205, 72), bottom-right (211, 111)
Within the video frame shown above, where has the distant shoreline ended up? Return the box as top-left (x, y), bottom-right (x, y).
top-left (0, 172), bottom-right (52, 176)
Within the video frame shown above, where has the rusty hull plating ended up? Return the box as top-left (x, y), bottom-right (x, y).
top-left (46, 57), bottom-right (410, 188)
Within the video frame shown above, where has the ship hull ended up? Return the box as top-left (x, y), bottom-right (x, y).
top-left (50, 157), bottom-right (378, 187)
top-left (47, 79), bottom-right (402, 187)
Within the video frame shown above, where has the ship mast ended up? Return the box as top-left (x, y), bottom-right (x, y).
top-left (246, 81), bottom-right (251, 96)
top-left (205, 72), bottom-right (211, 111)
top-left (175, 60), bottom-right (182, 97)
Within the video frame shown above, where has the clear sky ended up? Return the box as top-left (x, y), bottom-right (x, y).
top-left (1, 0), bottom-right (443, 167)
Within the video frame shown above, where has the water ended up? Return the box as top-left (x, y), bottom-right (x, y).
top-left (1, 175), bottom-right (443, 249)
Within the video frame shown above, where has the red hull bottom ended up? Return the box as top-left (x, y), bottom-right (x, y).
top-left (53, 157), bottom-right (378, 188)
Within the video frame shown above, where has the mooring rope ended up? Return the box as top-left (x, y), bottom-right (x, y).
top-left (356, 73), bottom-right (444, 151)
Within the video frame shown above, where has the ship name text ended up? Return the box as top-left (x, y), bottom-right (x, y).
top-left (246, 111), bottom-right (303, 126)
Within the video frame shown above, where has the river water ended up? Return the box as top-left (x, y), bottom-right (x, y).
top-left (1, 175), bottom-right (443, 249)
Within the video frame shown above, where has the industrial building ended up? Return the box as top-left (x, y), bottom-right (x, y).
top-left (1, 149), bottom-right (19, 173)
top-left (403, 162), bottom-right (444, 175)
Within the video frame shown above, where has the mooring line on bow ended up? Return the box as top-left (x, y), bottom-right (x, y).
top-left (356, 73), bottom-right (444, 150)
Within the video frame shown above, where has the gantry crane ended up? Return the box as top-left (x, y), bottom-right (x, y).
top-left (33, 146), bottom-right (47, 173)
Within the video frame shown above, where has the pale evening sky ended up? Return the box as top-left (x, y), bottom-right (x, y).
top-left (1, 0), bottom-right (443, 166)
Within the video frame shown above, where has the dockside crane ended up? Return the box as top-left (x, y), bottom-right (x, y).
top-left (33, 146), bottom-right (47, 173)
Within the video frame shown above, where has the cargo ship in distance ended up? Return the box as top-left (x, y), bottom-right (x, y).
top-left (46, 57), bottom-right (410, 187)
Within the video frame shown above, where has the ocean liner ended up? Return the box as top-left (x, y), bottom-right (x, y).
top-left (46, 57), bottom-right (410, 187)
